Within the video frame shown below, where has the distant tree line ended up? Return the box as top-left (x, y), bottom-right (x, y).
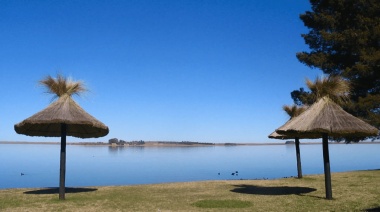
top-left (158, 141), bottom-right (215, 145)
top-left (108, 139), bottom-right (215, 146)
top-left (108, 138), bottom-right (145, 145)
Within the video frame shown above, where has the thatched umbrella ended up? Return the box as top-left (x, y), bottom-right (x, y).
top-left (268, 131), bottom-right (303, 178)
top-left (268, 131), bottom-right (318, 179)
top-left (270, 105), bottom-right (311, 178)
top-left (276, 97), bottom-right (378, 199)
top-left (14, 75), bottom-right (109, 200)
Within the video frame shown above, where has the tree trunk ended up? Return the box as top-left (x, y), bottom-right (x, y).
top-left (322, 133), bottom-right (332, 200)
top-left (59, 124), bottom-right (67, 200)
top-left (295, 137), bottom-right (302, 178)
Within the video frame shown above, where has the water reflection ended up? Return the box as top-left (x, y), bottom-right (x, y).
top-left (285, 143), bottom-right (295, 152)
top-left (129, 146), bottom-right (145, 152)
top-left (107, 145), bottom-right (215, 155)
top-left (1, 143), bottom-right (379, 189)
top-left (108, 145), bottom-right (129, 154)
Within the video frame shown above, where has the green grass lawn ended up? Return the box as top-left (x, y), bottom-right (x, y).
top-left (0, 170), bottom-right (379, 211)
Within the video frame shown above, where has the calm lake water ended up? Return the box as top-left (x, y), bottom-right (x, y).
top-left (1, 143), bottom-right (379, 189)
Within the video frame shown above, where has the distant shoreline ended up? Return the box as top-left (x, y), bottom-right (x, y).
top-left (0, 141), bottom-right (283, 146)
top-left (1, 141), bottom-right (380, 147)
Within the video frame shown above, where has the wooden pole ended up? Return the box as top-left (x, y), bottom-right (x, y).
top-left (59, 123), bottom-right (67, 200)
top-left (322, 133), bottom-right (332, 200)
top-left (295, 137), bottom-right (302, 178)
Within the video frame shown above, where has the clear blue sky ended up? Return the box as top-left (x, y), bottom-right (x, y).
top-left (0, 0), bottom-right (320, 143)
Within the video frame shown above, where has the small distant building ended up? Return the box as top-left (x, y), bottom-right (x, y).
top-left (285, 140), bottom-right (295, 145)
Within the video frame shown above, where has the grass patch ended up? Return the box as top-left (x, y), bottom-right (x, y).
top-left (0, 170), bottom-right (379, 211)
top-left (301, 176), bottom-right (317, 181)
top-left (193, 199), bottom-right (252, 208)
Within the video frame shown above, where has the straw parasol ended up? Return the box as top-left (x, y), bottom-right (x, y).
top-left (269, 104), bottom-right (313, 179)
top-left (15, 95), bottom-right (109, 138)
top-left (268, 130), bottom-right (318, 179)
top-left (268, 131), bottom-right (304, 178)
top-left (276, 96), bottom-right (378, 199)
top-left (14, 75), bottom-right (109, 200)
top-left (268, 131), bottom-right (293, 140)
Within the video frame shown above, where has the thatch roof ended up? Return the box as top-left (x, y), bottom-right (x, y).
top-left (15, 95), bottom-right (109, 138)
top-left (268, 131), bottom-right (291, 139)
top-left (268, 130), bottom-right (319, 140)
top-left (276, 97), bottom-right (379, 137)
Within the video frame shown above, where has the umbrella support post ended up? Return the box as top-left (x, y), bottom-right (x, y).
top-left (322, 133), bottom-right (332, 200)
top-left (295, 137), bottom-right (302, 178)
top-left (59, 124), bottom-right (67, 200)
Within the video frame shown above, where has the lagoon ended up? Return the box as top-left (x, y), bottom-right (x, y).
top-left (0, 143), bottom-right (379, 189)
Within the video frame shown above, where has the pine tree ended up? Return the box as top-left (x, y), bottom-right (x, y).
top-left (293, 0), bottom-right (380, 131)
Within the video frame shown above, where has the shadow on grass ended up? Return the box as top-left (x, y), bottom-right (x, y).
top-left (24, 187), bottom-right (97, 195)
top-left (364, 206), bottom-right (380, 212)
top-left (231, 184), bottom-right (316, 195)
